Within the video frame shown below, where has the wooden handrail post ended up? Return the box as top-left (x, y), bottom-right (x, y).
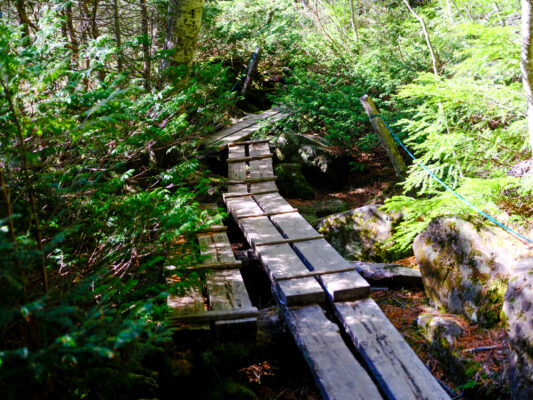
top-left (360, 94), bottom-right (407, 178)
top-left (241, 47), bottom-right (262, 96)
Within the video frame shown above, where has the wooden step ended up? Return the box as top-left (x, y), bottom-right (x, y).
top-left (283, 305), bottom-right (383, 400)
top-left (167, 217), bottom-right (257, 337)
top-left (334, 299), bottom-right (451, 400)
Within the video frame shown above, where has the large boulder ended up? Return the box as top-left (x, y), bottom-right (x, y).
top-left (274, 163), bottom-right (314, 200)
top-left (503, 257), bottom-right (533, 399)
top-left (315, 205), bottom-right (407, 262)
top-left (413, 217), bottom-right (529, 326)
top-left (274, 133), bottom-right (353, 188)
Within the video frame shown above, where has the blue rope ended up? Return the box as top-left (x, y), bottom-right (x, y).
top-left (370, 114), bottom-right (533, 244)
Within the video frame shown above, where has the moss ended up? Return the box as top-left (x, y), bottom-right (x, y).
top-left (476, 278), bottom-right (508, 327)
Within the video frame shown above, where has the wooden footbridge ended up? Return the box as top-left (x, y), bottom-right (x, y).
top-left (169, 110), bottom-right (451, 400)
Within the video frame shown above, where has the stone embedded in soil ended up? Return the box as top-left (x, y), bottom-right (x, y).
top-left (503, 257), bottom-right (533, 400)
top-left (350, 261), bottom-right (422, 289)
top-left (274, 163), bottom-right (314, 200)
top-left (417, 313), bottom-right (463, 346)
top-left (413, 216), bottom-right (530, 327)
top-left (314, 204), bottom-right (408, 262)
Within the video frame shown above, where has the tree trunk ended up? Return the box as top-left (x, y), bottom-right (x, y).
top-left (349, 0), bottom-right (359, 46)
top-left (113, 0), bottom-right (124, 73)
top-left (402, 0), bottom-right (438, 76)
top-left (15, 0), bottom-right (37, 39)
top-left (141, 0), bottom-right (151, 90)
top-left (162, 0), bottom-right (206, 70)
top-left (241, 47), bottom-right (261, 96)
top-left (522, 0), bottom-right (533, 156)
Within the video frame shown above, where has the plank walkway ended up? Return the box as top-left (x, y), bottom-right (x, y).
top-left (166, 204), bottom-right (257, 337)
top-left (223, 140), bottom-right (451, 400)
top-left (203, 107), bottom-right (290, 150)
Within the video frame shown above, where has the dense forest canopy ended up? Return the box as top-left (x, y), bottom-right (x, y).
top-left (0, 0), bottom-right (532, 398)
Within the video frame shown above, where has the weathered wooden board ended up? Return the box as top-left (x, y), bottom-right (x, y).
top-left (170, 307), bottom-right (258, 324)
top-left (258, 243), bottom-right (324, 306)
top-left (294, 239), bottom-right (370, 301)
top-left (198, 235), bottom-right (218, 264)
top-left (335, 299), bottom-right (450, 400)
top-left (207, 269), bottom-right (253, 311)
top-left (225, 197), bottom-right (264, 219)
top-left (204, 110), bottom-right (280, 147)
top-left (254, 193), bottom-right (295, 214)
top-left (284, 305), bottom-right (383, 400)
top-left (238, 216), bottom-right (285, 247)
top-left (249, 142), bottom-right (276, 192)
top-left (228, 146), bottom-right (248, 193)
top-left (271, 212), bottom-right (319, 239)
top-left (212, 112), bottom-right (289, 149)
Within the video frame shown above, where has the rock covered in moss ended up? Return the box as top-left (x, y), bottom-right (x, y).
top-left (274, 133), bottom-right (353, 188)
top-left (315, 204), bottom-right (407, 262)
top-left (503, 257), bottom-right (533, 399)
top-left (274, 163), bottom-right (314, 199)
top-left (413, 217), bottom-right (528, 326)
top-left (417, 313), bottom-right (463, 346)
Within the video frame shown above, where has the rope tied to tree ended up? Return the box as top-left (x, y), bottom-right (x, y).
top-left (369, 114), bottom-right (533, 244)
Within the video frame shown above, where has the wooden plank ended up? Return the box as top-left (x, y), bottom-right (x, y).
top-left (335, 299), bottom-right (451, 400)
top-left (295, 239), bottom-right (370, 301)
top-left (229, 139), bottom-right (271, 146)
top-left (271, 212), bottom-right (320, 239)
top-left (213, 112), bottom-right (289, 148)
top-left (228, 176), bottom-right (277, 184)
top-left (276, 266), bottom-right (356, 281)
top-left (169, 307), bottom-right (258, 324)
top-left (258, 243), bottom-right (324, 306)
top-left (254, 193), bottom-right (295, 214)
top-left (225, 197), bottom-right (264, 219)
top-left (198, 235), bottom-right (218, 264)
top-left (249, 142), bottom-right (276, 192)
top-left (167, 283), bottom-right (206, 313)
top-left (204, 110), bottom-right (280, 146)
top-left (223, 189), bottom-right (278, 199)
top-left (227, 154), bottom-right (273, 163)
top-left (207, 269), bottom-right (253, 311)
top-left (237, 209), bottom-right (299, 219)
top-left (249, 142), bottom-right (272, 157)
top-left (284, 306), bottom-right (383, 400)
top-left (254, 235), bottom-right (324, 247)
top-left (228, 146), bottom-right (248, 193)
top-left (238, 216), bottom-right (285, 247)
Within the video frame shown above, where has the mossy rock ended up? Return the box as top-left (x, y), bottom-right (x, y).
top-left (274, 163), bottom-right (314, 200)
top-left (414, 216), bottom-right (529, 326)
top-left (314, 204), bottom-right (408, 262)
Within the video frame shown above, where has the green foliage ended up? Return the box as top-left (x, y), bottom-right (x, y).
top-left (0, 9), bottom-right (232, 398)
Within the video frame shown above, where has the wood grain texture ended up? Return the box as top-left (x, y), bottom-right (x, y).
top-left (254, 193), bottom-right (295, 214)
top-left (335, 299), bottom-right (451, 400)
top-left (258, 243), bottom-right (324, 306)
top-left (294, 239), bottom-right (370, 301)
top-left (204, 110), bottom-right (279, 147)
top-left (284, 306), bottom-right (383, 400)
